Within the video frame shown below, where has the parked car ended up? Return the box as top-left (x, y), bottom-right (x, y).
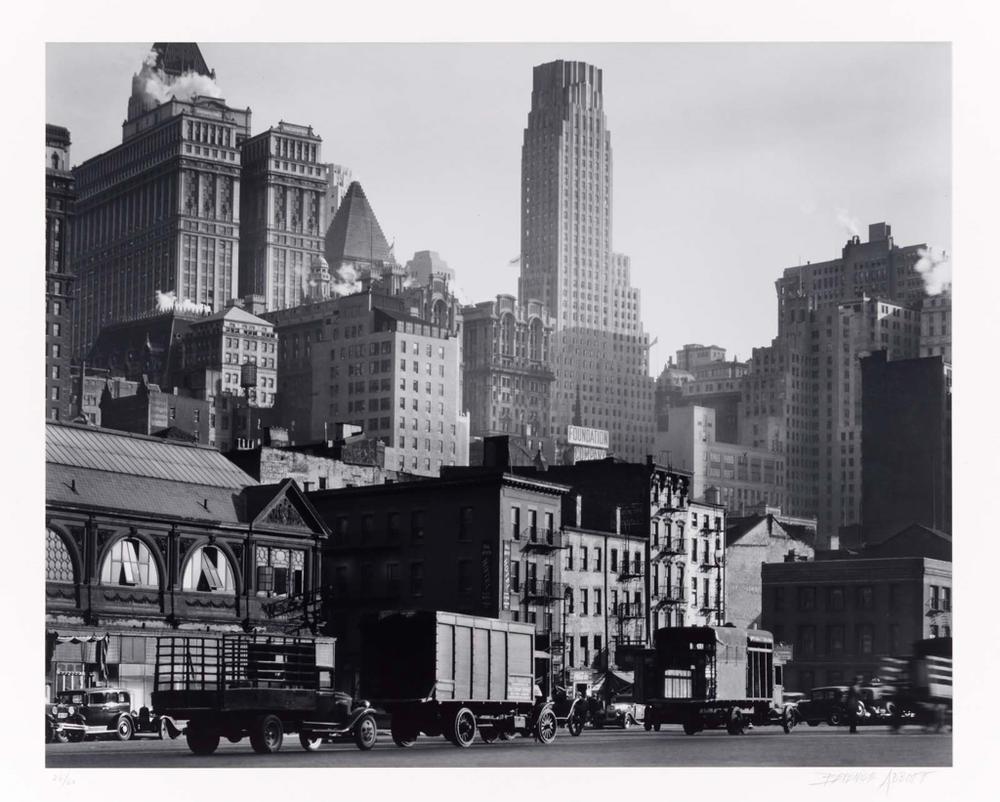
top-left (52, 687), bottom-right (137, 742)
top-left (597, 696), bottom-right (644, 729)
top-left (46, 701), bottom-right (68, 743)
top-left (795, 686), bottom-right (868, 727)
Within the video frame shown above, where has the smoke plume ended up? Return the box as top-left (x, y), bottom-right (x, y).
top-left (914, 247), bottom-right (952, 296)
top-left (155, 290), bottom-right (212, 315)
top-left (331, 263), bottom-right (362, 297)
top-left (135, 49), bottom-right (223, 107)
top-left (835, 208), bottom-right (861, 239)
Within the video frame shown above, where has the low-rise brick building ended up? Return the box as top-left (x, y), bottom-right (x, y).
top-left (724, 507), bottom-right (816, 630)
top-left (761, 554), bottom-right (951, 691)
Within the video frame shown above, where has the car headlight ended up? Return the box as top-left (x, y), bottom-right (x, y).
top-left (67, 706), bottom-right (76, 715)
top-left (51, 706), bottom-right (57, 715)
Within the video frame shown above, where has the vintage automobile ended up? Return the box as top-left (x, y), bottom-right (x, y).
top-left (52, 687), bottom-right (138, 741)
top-left (46, 701), bottom-right (68, 743)
top-left (598, 695), bottom-right (644, 729)
top-left (795, 686), bottom-right (869, 727)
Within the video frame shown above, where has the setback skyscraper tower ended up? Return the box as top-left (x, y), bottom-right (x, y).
top-left (519, 60), bottom-right (654, 462)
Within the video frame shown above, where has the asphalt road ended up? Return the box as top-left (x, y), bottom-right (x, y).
top-left (45, 724), bottom-right (951, 768)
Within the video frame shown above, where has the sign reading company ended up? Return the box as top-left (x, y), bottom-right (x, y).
top-left (481, 543), bottom-right (493, 608)
top-left (501, 542), bottom-right (511, 610)
top-left (567, 425), bottom-right (610, 449)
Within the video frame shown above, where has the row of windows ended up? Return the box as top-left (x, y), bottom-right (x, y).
top-left (45, 532), bottom-right (298, 596)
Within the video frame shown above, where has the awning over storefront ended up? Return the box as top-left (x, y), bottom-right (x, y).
top-left (591, 670), bottom-right (634, 695)
top-left (46, 631), bottom-right (109, 677)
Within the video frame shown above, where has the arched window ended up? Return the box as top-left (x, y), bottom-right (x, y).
top-left (182, 545), bottom-right (236, 593)
top-left (46, 528), bottom-right (75, 583)
top-left (100, 537), bottom-right (159, 588)
top-left (51, 153), bottom-right (60, 170)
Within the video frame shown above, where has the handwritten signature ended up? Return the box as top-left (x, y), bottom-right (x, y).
top-left (51, 771), bottom-right (75, 787)
top-left (811, 769), bottom-right (935, 795)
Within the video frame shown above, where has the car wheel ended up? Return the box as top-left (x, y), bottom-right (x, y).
top-left (158, 718), bottom-right (170, 740)
top-left (828, 712), bottom-right (842, 727)
top-left (567, 716), bottom-right (584, 737)
top-left (66, 730), bottom-right (84, 743)
top-left (299, 732), bottom-right (324, 751)
top-left (534, 709), bottom-right (557, 745)
top-left (726, 710), bottom-right (744, 736)
top-left (250, 714), bottom-right (284, 754)
top-left (622, 714), bottom-right (634, 730)
top-left (683, 719), bottom-right (700, 735)
top-left (354, 715), bottom-right (378, 751)
top-left (54, 729), bottom-right (69, 744)
top-left (115, 715), bottom-right (134, 742)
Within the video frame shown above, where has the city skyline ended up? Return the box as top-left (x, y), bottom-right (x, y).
top-left (46, 42), bottom-right (951, 371)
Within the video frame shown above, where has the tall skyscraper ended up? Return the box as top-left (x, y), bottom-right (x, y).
top-left (70, 43), bottom-right (250, 357)
top-left (743, 222), bottom-right (927, 544)
top-left (46, 125), bottom-right (75, 421)
top-left (238, 121), bottom-right (328, 311)
top-left (519, 61), bottom-right (654, 463)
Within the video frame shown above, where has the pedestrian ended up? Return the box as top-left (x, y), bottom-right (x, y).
top-left (845, 676), bottom-right (863, 734)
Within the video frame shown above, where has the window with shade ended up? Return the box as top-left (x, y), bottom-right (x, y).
top-left (100, 537), bottom-right (159, 589)
top-left (181, 545), bottom-right (236, 593)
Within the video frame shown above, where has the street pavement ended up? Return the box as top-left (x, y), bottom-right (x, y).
top-left (46, 724), bottom-right (951, 768)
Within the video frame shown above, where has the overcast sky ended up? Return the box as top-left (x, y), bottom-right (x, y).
top-left (46, 42), bottom-right (950, 371)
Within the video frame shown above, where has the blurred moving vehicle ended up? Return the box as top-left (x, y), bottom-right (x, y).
top-left (795, 686), bottom-right (868, 727)
top-left (880, 637), bottom-right (952, 732)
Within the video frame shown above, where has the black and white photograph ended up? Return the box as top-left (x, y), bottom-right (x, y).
top-left (7, 0), bottom-right (998, 798)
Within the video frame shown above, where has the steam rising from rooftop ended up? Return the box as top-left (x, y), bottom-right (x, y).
top-left (915, 247), bottom-right (952, 296)
top-left (133, 48), bottom-right (223, 109)
top-left (836, 208), bottom-right (861, 239)
top-left (155, 290), bottom-right (212, 315)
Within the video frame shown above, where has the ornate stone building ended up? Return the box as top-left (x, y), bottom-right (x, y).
top-left (70, 43), bottom-right (251, 357)
top-left (462, 294), bottom-right (555, 461)
top-left (45, 422), bottom-right (329, 704)
top-left (46, 124), bottom-right (76, 420)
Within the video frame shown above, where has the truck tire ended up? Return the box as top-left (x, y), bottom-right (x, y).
top-left (115, 715), bottom-right (134, 742)
top-left (683, 719), bottom-right (700, 735)
top-left (354, 714), bottom-right (378, 751)
top-left (567, 716), bottom-right (584, 737)
top-left (534, 709), bottom-right (557, 745)
top-left (186, 726), bottom-right (220, 756)
top-left (299, 733), bottom-right (324, 751)
top-left (250, 714), bottom-right (284, 754)
top-left (448, 708), bottom-right (477, 748)
top-left (391, 723), bottom-right (418, 748)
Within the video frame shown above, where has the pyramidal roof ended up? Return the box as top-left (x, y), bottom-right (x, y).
top-left (325, 181), bottom-right (393, 266)
top-left (151, 42), bottom-right (212, 77)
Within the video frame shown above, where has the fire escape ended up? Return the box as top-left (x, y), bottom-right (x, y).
top-left (513, 523), bottom-right (567, 679)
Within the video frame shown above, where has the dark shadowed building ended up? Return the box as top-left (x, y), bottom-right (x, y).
top-left (861, 351), bottom-right (951, 539)
top-left (47, 124), bottom-right (76, 421)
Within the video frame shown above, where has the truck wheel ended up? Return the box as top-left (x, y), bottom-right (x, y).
top-left (250, 714), bottom-right (284, 754)
top-left (299, 733), bottom-right (323, 752)
top-left (448, 708), bottom-right (477, 748)
top-left (683, 719), bottom-right (700, 735)
top-left (567, 716), bottom-right (584, 737)
top-left (534, 709), bottom-right (557, 745)
top-left (115, 715), bottom-right (134, 742)
top-left (186, 727), bottom-right (220, 756)
top-left (391, 723), bottom-right (418, 747)
top-left (354, 715), bottom-right (378, 751)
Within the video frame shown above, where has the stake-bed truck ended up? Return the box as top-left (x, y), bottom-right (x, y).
top-left (636, 625), bottom-right (795, 735)
top-left (151, 633), bottom-right (377, 755)
top-left (362, 610), bottom-right (558, 747)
